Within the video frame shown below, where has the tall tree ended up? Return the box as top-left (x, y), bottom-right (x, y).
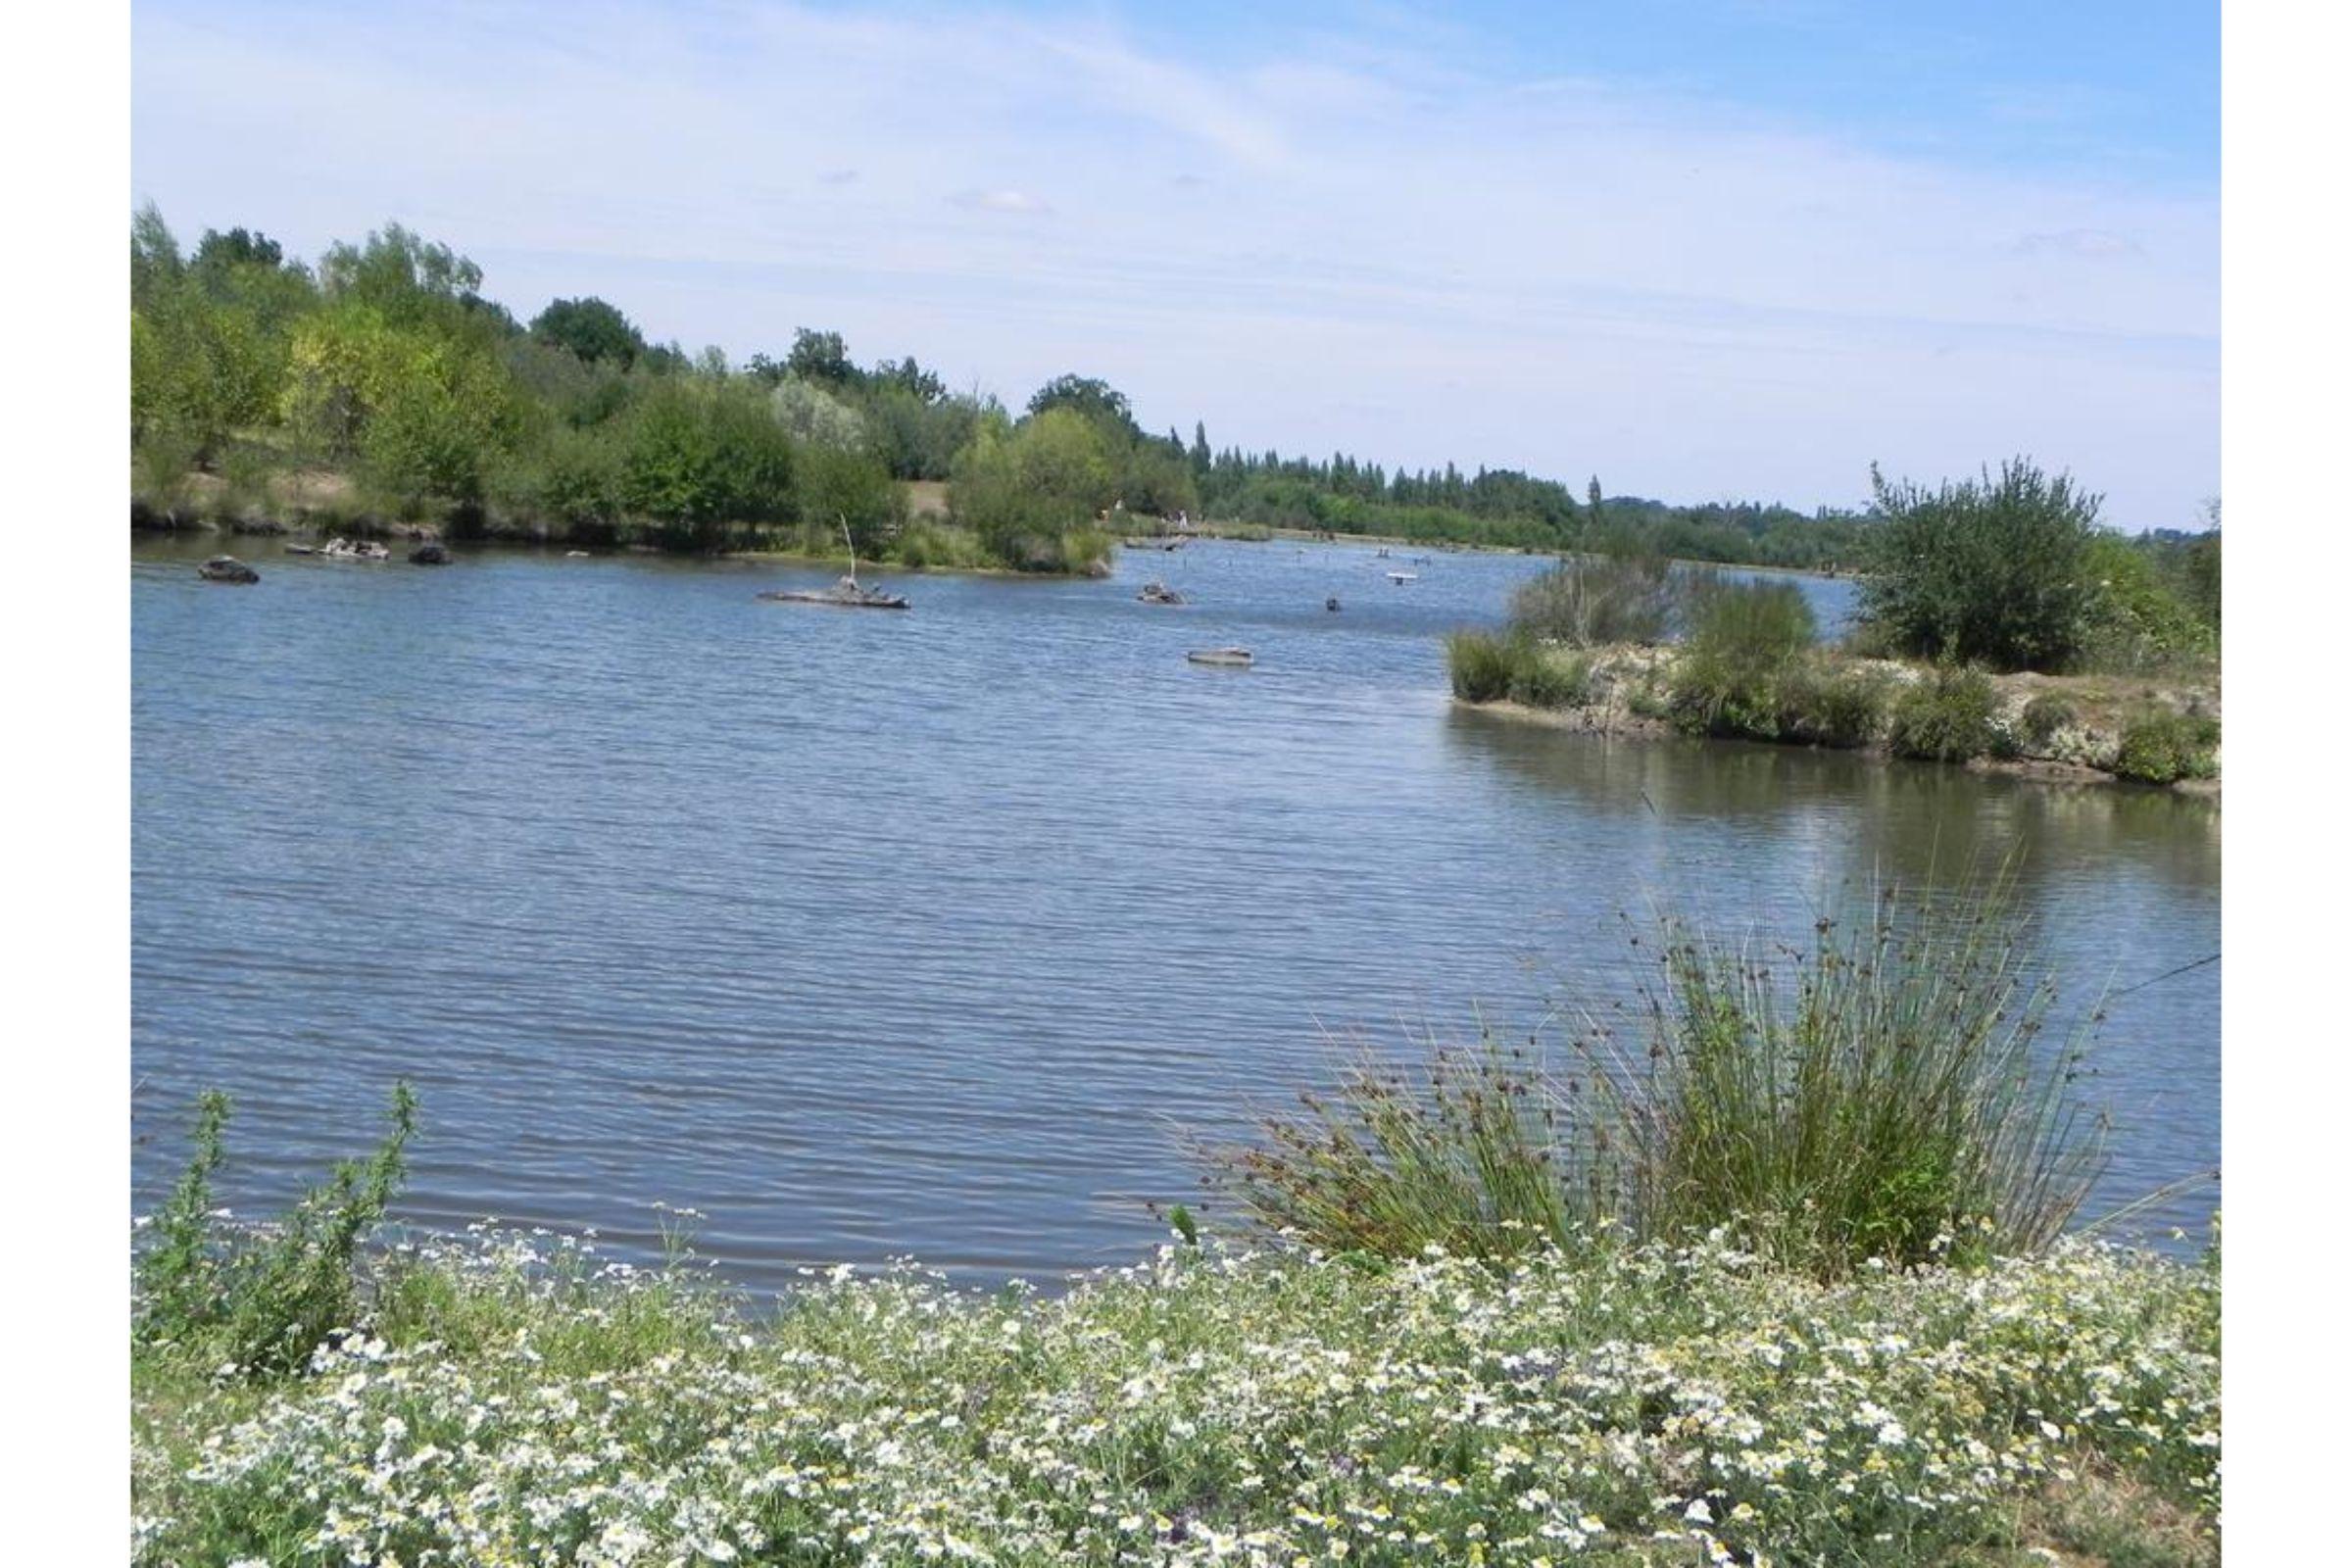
top-left (529, 297), bottom-right (647, 368)
top-left (786, 328), bottom-right (858, 386)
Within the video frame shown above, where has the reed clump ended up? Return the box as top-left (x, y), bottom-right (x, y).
top-left (1203, 875), bottom-right (2106, 1277)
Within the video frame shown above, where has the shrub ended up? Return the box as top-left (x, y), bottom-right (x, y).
top-left (1665, 580), bottom-right (1818, 738)
top-left (1445, 630), bottom-right (1518, 703)
top-left (1201, 1035), bottom-right (1584, 1261)
top-left (1860, 457), bottom-right (2102, 671)
top-left (1780, 661), bottom-right (1890, 748)
top-left (1446, 632), bottom-right (1591, 709)
top-left (2020, 693), bottom-right (2078, 750)
top-left (1204, 877), bottom-right (2105, 1275)
top-left (134, 1083), bottom-right (417, 1377)
top-left (1508, 552), bottom-right (1677, 646)
top-left (2110, 710), bottom-right (2221, 784)
top-left (509, 424), bottom-right (624, 532)
top-left (1508, 648), bottom-right (1592, 709)
top-left (2077, 531), bottom-right (2219, 673)
top-left (1886, 665), bottom-right (2005, 761)
top-left (892, 519), bottom-right (994, 571)
top-left (131, 424), bottom-right (203, 514)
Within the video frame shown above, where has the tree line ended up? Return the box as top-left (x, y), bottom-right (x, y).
top-left (128, 208), bottom-right (2210, 589)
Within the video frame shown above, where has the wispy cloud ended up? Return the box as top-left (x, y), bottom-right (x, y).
top-left (128, 0), bottom-right (2217, 524)
top-left (2015, 228), bottom-right (2145, 259)
top-left (950, 188), bottom-right (1053, 216)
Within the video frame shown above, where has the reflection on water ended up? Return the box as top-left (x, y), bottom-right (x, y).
top-left (131, 534), bottom-right (2215, 1288)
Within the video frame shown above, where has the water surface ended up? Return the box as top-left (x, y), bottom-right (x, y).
top-left (131, 536), bottom-right (2217, 1286)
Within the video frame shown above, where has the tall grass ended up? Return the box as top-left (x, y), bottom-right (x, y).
top-left (1619, 882), bottom-right (2104, 1270)
top-left (1203, 875), bottom-right (2106, 1275)
top-left (1202, 1034), bottom-right (1589, 1260)
top-left (1666, 579), bottom-right (1825, 739)
top-left (1446, 630), bottom-right (1592, 708)
top-left (1508, 550), bottom-right (1679, 646)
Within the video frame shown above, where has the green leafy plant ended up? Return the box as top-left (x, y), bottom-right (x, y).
top-left (2020, 693), bottom-right (2078, 751)
top-left (1665, 580), bottom-right (1818, 739)
top-left (1860, 457), bottom-right (2102, 671)
top-left (2109, 710), bottom-right (2221, 785)
top-left (1886, 666), bottom-right (2005, 761)
top-left (135, 1083), bottom-right (419, 1377)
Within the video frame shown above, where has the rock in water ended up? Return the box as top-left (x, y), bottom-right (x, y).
top-left (197, 556), bottom-right (260, 584)
top-left (410, 542), bottom-right (451, 565)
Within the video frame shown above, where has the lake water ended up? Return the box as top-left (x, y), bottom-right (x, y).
top-left (130, 535), bottom-right (2218, 1287)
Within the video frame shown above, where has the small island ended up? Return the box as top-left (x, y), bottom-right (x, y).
top-left (1448, 461), bottom-right (2221, 789)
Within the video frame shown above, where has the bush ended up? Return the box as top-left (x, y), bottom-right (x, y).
top-left (1203, 1036), bottom-right (1582, 1261)
top-left (892, 519), bottom-right (994, 571)
top-left (134, 1084), bottom-right (417, 1377)
top-left (2076, 531), bottom-right (2220, 673)
top-left (1665, 580), bottom-right (1818, 738)
top-left (1779, 661), bottom-right (1890, 748)
top-left (1886, 665), bottom-right (2005, 761)
top-left (131, 424), bottom-right (203, 514)
top-left (1508, 648), bottom-right (1592, 709)
top-left (1205, 877), bottom-right (2105, 1275)
top-left (507, 424), bottom-right (624, 532)
top-left (1508, 552), bottom-right (1677, 646)
top-left (1445, 630), bottom-right (1518, 703)
top-left (1861, 457), bottom-right (2102, 671)
top-left (2020, 693), bottom-right (2078, 750)
top-left (1446, 631), bottom-right (1591, 709)
top-left (2110, 710), bottom-right (2221, 784)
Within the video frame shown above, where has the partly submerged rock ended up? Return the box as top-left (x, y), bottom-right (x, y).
top-left (197, 556), bottom-right (260, 584)
top-left (410, 542), bottom-right (451, 565)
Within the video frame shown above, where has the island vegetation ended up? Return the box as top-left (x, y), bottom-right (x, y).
top-left (131, 879), bottom-right (2216, 1566)
top-left (1448, 460), bottom-right (2222, 787)
top-left (135, 207), bottom-right (1923, 574)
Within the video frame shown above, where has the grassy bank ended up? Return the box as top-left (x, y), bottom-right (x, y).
top-left (133, 1225), bottom-right (2216, 1567)
top-left (131, 883), bottom-right (2217, 1564)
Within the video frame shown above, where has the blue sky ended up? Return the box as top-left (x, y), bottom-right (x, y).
top-left (130, 0), bottom-right (2219, 525)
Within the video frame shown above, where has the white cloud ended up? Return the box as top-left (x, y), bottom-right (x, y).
top-left (128, 0), bottom-right (2217, 523)
top-left (950, 188), bottom-right (1054, 216)
top-left (2014, 228), bottom-right (2146, 259)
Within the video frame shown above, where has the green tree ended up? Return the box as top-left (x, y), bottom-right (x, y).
top-left (130, 201), bottom-right (183, 306)
top-left (361, 338), bottom-right (523, 514)
top-left (617, 381), bottom-right (796, 546)
top-left (1026, 374), bottom-right (1137, 441)
top-left (529, 297), bottom-right (647, 368)
top-left (786, 328), bottom-right (858, 386)
top-left (870, 356), bottom-right (946, 402)
top-left (950, 407), bottom-right (1115, 564)
top-left (769, 377), bottom-right (868, 451)
top-left (130, 276), bottom-right (282, 463)
top-left (193, 226), bottom-right (284, 270)
top-left (1860, 458), bottom-right (2102, 671)
top-left (797, 443), bottom-right (901, 558)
